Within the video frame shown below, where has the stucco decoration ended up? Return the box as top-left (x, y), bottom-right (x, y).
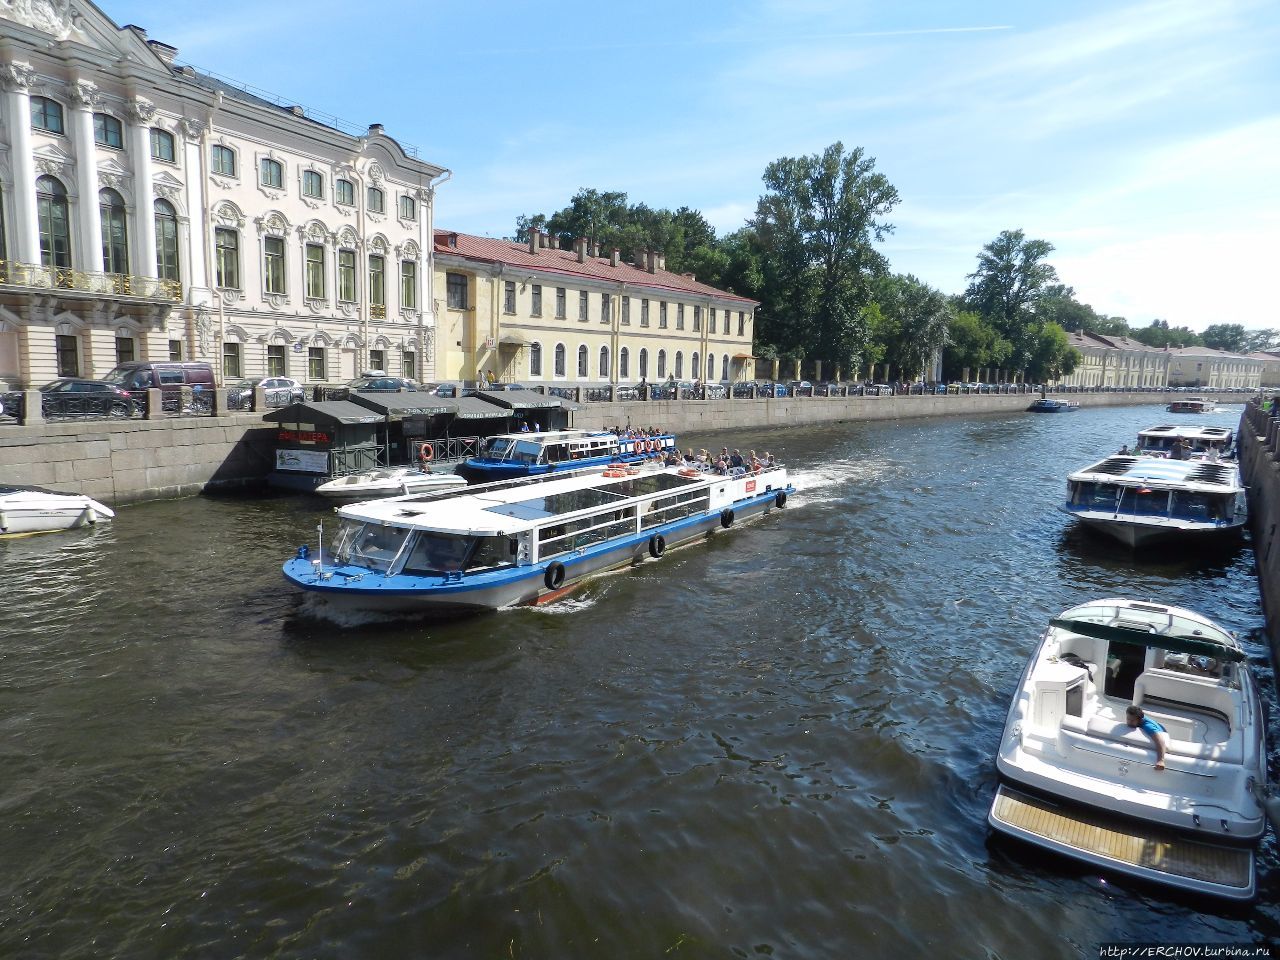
top-left (1, 0), bottom-right (77, 40)
top-left (0, 60), bottom-right (37, 91)
top-left (213, 201), bottom-right (246, 229)
top-left (64, 79), bottom-right (102, 108)
top-left (126, 97), bottom-right (156, 125)
top-left (193, 305), bottom-right (213, 355)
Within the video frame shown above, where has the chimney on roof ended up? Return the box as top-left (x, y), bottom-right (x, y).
top-left (682, 272), bottom-right (695, 280)
top-left (611, 248), bottom-right (620, 267)
top-left (528, 229), bottom-right (537, 254)
top-left (634, 249), bottom-right (647, 268)
top-left (368, 123), bottom-right (384, 135)
top-left (657, 254), bottom-right (666, 271)
top-left (646, 250), bottom-right (656, 273)
top-left (144, 38), bottom-right (179, 64)
top-left (447, 232), bottom-right (458, 248)
top-left (576, 238), bottom-right (587, 263)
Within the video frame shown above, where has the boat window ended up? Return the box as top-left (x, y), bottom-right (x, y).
top-left (401, 532), bottom-right (473, 574)
top-left (1170, 490), bottom-right (1214, 521)
top-left (467, 536), bottom-right (517, 571)
top-left (513, 440), bottom-right (541, 464)
top-left (339, 522), bottom-right (411, 572)
top-left (1123, 488), bottom-right (1169, 516)
top-left (538, 507), bottom-right (636, 558)
top-left (482, 438), bottom-right (515, 459)
top-left (641, 488), bottom-right (711, 530)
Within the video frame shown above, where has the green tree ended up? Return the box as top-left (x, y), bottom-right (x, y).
top-left (1130, 319), bottom-right (1201, 348)
top-left (1243, 328), bottom-right (1280, 352)
top-left (942, 310), bottom-right (1011, 381)
top-left (964, 229), bottom-right (1059, 372)
top-left (752, 141), bottom-right (900, 374)
top-left (1026, 321), bottom-right (1080, 383)
top-left (871, 274), bottom-right (953, 380)
top-left (1201, 323), bottom-right (1249, 352)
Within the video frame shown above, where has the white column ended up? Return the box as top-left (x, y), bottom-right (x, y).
top-left (1, 61), bottom-right (40, 263)
top-left (180, 118), bottom-right (208, 292)
top-left (127, 97), bottom-right (157, 278)
top-left (66, 80), bottom-right (103, 273)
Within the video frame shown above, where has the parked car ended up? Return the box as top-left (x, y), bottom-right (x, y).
top-left (225, 376), bottom-right (306, 410)
top-left (348, 375), bottom-right (420, 392)
top-left (788, 380), bottom-right (814, 397)
top-left (103, 361), bottom-right (216, 412)
top-left (1, 378), bottom-right (137, 419)
top-left (613, 385), bottom-right (640, 401)
top-left (702, 383), bottom-right (728, 400)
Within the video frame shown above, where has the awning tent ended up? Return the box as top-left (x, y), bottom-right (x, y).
top-left (344, 391), bottom-right (456, 419)
top-left (451, 396), bottom-right (514, 420)
top-left (474, 389), bottom-right (564, 412)
top-left (263, 400), bottom-right (384, 426)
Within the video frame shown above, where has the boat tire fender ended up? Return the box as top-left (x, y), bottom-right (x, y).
top-left (720, 509), bottom-right (734, 529)
top-left (544, 562), bottom-right (566, 590)
top-left (648, 534), bottom-right (666, 559)
top-left (775, 491), bottom-right (787, 508)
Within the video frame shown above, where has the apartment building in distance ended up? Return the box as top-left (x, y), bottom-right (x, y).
top-left (433, 230), bottom-right (758, 385)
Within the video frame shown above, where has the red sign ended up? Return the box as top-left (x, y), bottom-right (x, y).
top-left (745, 479), bottom-right (757, 493)
top-left (278, 429), bottom-right (331, 444)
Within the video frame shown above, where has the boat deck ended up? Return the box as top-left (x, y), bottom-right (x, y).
top-left (991, 785), bottom-right (1253, 896)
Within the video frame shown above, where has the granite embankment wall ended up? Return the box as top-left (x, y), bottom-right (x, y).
top-left (1238, 403), bottom-right (1280, 656)
top-left (0, 390), bottom-right (1177, 505)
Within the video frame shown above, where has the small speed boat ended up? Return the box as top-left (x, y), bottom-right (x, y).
top-left (1027, 398), bottom-right (1080, 412)
top-left (990, 598), bottom-right (1272, 900)
top-left (1167, 397), bottom-right (1214, 414)
top-left (0, 485), bottom-right (115, 537)
top-left (314, 467), bottom-right (468, 501)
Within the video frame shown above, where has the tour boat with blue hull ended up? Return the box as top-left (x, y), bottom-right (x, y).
top-left (990, 599), bottom-right (1273, 900)
top-left (453, 430), bottom-right (675, 483)
top-left (1027, 398), bottom-right (1080, 412)
top-left (283, 463), bottom-right (793, 615)
top-left (1060, 455), bottom-right (1246, 548)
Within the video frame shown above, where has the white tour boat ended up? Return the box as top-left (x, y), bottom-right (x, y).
top-left (990, 598), bottom-right (1272, 900)
top-left (0, 485), bottom-right (115, 537)
top-left (1167, 397), bottom-right (1214, 414)
top-left (1134, 425), bottom-right (1234, 459)
top-left (454, 429), bottom-right (675, 483)
top-left (1061, 455), bottom-right (1246, 548)
top-left (284, 462), bottom-right (793, 615)
top-left (314, 467), bottom-right (468, 501)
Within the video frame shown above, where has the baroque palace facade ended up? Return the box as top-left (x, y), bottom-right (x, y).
top-left (0, 0), bottom-right (445, 390)
top-left (433, 230), bottom-right (757, 386)
top-left (1061, 332), bottom-right (1263, 390)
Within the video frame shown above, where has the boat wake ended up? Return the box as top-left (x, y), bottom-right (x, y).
top-left (523, 594), bottom-right (601, 615)
top-left (788, 456), bottom-right (901, 507)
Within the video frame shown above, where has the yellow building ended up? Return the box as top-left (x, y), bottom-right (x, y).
top-left (1060, 332), bottom-right (1170, 387)
top-left (432, 230), bottom-right (757, 385)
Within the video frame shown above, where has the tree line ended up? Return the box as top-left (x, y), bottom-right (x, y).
top-left (514, 143), bottom-right (1279, 384)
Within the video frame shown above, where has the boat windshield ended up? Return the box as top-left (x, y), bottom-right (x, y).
top-left (480, 437), bottom-right (516, 460)
top-left (1057, 602), bottom-right (1237, 650)
top-left (400, 532), bottom-right (514, 573)
top-left (334, 520), bottom-right (412, 572)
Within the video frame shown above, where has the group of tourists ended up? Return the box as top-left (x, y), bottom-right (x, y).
top-left (659, 446), bottom-right (776, 476)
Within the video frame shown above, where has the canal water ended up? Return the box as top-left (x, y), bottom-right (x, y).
top-left (2, 403), bottom-right (1275, 958)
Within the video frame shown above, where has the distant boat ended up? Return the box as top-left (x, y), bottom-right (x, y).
top-left (314, 467), bottom-right (468, 501)
top-left (1167, 397), bottom-right (1214, 413)
top-left (455, 429), bottom-right (675, 483)
top-left (1061, 455), bottom-right (1246, 548)
top-left (1028, 398), bottom-right (1080, 412)
top-left (990, 598), bottom-right (1271, 900)
top-left (0, 485), bottom-right (114, 537)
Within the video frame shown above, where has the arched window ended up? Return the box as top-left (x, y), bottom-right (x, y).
top-left (719, 355), bottom-right (727, 382)
top-left (619, 347), bottom-right (629, 379)
top-left (675, 351), bottom-right (684, 378)
top-left (639, 348), bottom-right (648, 378)
top-left (554, 343), bottom-right (566, 377)
top-left (598, 345), bottom-right (609, 379)
top-left (99, 189), bottom-right (129, 275)
top-left (93, 113), bottom-right (123, 149)
top-left (150, 128), bottom-right (175, 163)
top-left (692, 352), bottom-right (699, 380)
top-left (367, 186), bottom-right (385, 213)
top-left (154, 199), bottom-right (180, 283)
top-left (529, 342), bottom-right (542, 377)
top-left (657, 350), bottom-right (667, 378)
top-left (31, 97), bottom-right (64, 134)
top-left (260, 157), bottom-right (283, 188)
top-left (708, 354), bottom-right (716, 381)
top-left (577, 344), bottom-right (588, 378)
top-left (36, 175), bottom-right (71, 269)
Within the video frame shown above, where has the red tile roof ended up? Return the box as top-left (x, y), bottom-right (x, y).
top-left (434, 230), bottom-right (757, 305)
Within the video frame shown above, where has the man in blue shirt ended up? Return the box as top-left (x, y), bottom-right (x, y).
top-left (1126, 705), bottom-right (1169, 771)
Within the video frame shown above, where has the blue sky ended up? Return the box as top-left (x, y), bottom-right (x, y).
top-left (105, 0), bottom-right (1278, 332)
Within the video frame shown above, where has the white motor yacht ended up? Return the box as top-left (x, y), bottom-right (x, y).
top-left (990, 598), bottom-right (1271, 900)
top-left (0, 485), bottom-right (115, 537)
top-left (314, 467), bottom-right (468, 501)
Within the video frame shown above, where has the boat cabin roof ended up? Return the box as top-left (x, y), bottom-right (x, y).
top-left (485, 429), bottom-right (612, 445)
top-left (1068, 456), bottom-right (1242, 492)
top-left (1137, 425), bottom-right (1233, 443)
top-left (1051, 598), bottom-right (1243, 662)
top-left (336, 466), bottom-right (708, 535)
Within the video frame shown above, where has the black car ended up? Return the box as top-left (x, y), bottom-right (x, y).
top-left (1, 378), bottom-right (136, 419)
top-left (225, 376), bottom-right (306, 410)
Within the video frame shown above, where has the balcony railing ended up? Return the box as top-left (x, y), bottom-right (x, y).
top-left (0, 260), bottom-right (182, 300)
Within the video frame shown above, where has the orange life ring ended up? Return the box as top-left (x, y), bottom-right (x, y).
top-left (603, 468), bottom-right (626, 478)
top-left (418, 442), bottom-right (434, 464)
top-left (677, 468), bottom-right (699, 478)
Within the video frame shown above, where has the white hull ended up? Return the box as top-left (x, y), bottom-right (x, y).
top-left (314, 468), bottom-right (468, 501)
top-left (0, 490), bottom-right (115, 536)
top-left (990, 599), bottom-right (1268, 900)
top-left (1070, 511), bottom-right (1246, 548)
